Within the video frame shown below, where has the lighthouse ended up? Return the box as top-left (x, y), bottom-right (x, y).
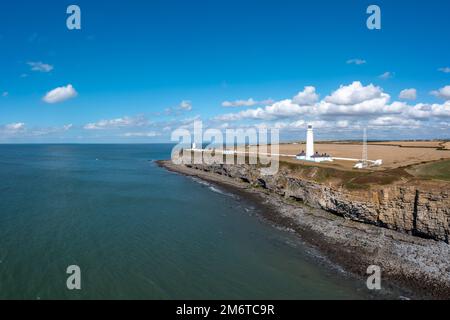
top-left (296, 124), bottom-right (333, 163)
top-left (306, 124), bottom-right (314, 159)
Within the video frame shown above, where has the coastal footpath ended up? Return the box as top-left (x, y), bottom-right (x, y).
top-left (158, 160), bottom-right (450, 299)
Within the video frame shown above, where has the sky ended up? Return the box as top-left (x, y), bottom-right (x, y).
top-left (0, 0), bottom-right (449, 143)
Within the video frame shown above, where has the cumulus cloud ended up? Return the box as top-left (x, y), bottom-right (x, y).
top-left (379, 72), bottom-right (394, 80)
top-left (212, 81), bottom-right (450, 134)
top-left (222, 98), bottom-right (274, 108)
top-left (346, 58), bottom-right (366, 65)
top-left (316, 96), bottom-right (394, 116)
top-left (43, 84), bottom-right (78, 104)
top-left (216, 99), bottom-right (309, 121)
top-left (292, 86), bottom-right (319, 106)
top-left (438, 67), bottom-right (450, 73)
top-left (84, 115), bottom-right (148, 130)
top-left (324, 82), bottom-right (384, 105)
top-left (27, 61), bottom-right (54, 73)
top-left (403, 103), bottom-right (431, 119)
top-left (431, 85), bottom-right (450, 101)
top-left (217, 87), bottom-right (321, 121)
top-left (215, 82), bottom-right (399, 122)
top-left (399, 88), bottom-right (417, 100)
top-left (431, 101), bottom-right (450, 117)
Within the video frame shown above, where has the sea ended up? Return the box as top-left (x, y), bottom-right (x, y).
top-left (0, 144), bottom-right (385, 299)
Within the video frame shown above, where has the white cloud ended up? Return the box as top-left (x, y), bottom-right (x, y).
top-left (438, 67), bottom-right (450, 73)
top-left (379, 72), bottom-right (394, 80)
top-left (26, 124), bottom-right (74, 137)
top-left (346, 59), bottom-right (366, 65)
top-left (430, 85), bottom-right (450, 101)
top-left (179, 100), bottom-right (192, 111)
top-left (216, 99), bottom-right (309, 121)
top-left (5, 122), bottom-right (26, 131)
top-left (316, 95), bottom-right (394, 116)
top-left (404, 103), bottom-right (431, 119)
top-left (252, 119), bottom-right (353, 132)
top-left (0, 122), bottom-right (73, 138)
top-left (0, 122), bottom-right (26, 138)
top-left (431, 101), bottom-right (450, 117)
top-left (369, 116), bottom-right (420, 127)
top-left (264, 100), bottom-right (310, 118)
top-left (27, 61), bottom-right (54, 73)
top-left (287, 120), bottom-right (333, 129)
top-left (222, 98), bottom-right (257, 107)
top-left (122, 132), bottom-right (160, 137)
top-left (163, 100), bottom-right (194, 115)
top-left (43, 84), bottom-right (78, 104)
top-left (324, 82), bottom-right (384, 105)
top-left (215, 82), bottom-right (399, 122)
top-left (84, 116), bottom-right (148, 130)
top-left (211, 81), bottom-right (450, 128)
top-left (399, 88), bottom-right (417, 100)
top-left (222, 98), bottom-right (274, 108)
top-left (292, 86), bottom-right (319, 105)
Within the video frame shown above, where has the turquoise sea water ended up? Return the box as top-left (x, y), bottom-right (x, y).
top-left (0, 144), bottom-right (375, 299)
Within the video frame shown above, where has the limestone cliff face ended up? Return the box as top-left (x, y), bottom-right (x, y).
top-left (186, 163), bottom-right (450, 243)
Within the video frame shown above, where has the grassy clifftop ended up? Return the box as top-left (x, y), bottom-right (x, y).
top-left (406, 160), bottom-right (450, 182)
top-left (279, 158), bottom-right (450, 190)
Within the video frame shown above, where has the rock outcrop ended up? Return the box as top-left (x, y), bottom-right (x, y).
top-left (186, 163), bottom-right (450, 243)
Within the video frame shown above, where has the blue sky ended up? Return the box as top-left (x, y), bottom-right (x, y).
top-left (0, 0), bottom-right (449, 142)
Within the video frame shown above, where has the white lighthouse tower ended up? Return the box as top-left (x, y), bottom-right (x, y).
top-left (296, 124), bottom-right (333, 163)
top-left (306, 124), bottom-right (314, 159)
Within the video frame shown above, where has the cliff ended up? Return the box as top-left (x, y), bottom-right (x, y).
top-left (185, 163), bottom-right (450, 243)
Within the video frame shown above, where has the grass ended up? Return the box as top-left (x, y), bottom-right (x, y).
top-left (407, 160), bottom-right (450, 182)
top-left (279, 160), bottom-right (408, 189)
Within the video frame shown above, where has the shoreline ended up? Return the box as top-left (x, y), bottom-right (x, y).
top-left (157, 160), bottom-right (450, 300)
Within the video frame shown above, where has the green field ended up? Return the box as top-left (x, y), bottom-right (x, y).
top-left (407, 160), bottom-right (450, 181)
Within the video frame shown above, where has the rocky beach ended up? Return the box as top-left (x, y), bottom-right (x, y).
top-left (158, 160), bottom-right (450, 299)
